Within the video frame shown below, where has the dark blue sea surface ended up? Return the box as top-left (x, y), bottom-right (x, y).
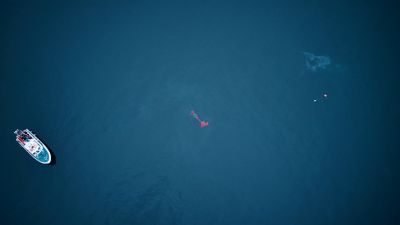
top-left (1, 1), bottom-right (399, 224)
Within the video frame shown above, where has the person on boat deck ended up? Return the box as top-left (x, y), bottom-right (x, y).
top-left (21, 133), bottom-right (29, 141)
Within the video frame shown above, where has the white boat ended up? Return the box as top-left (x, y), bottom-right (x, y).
top-left (14, 129), bottom-right (52, 164)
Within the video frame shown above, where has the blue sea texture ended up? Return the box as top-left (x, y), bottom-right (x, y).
top-left (0, 1), bottom-right (399, 225)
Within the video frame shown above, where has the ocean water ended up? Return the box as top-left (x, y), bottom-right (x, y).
top-left (1, 1), bottom-right (399, 225)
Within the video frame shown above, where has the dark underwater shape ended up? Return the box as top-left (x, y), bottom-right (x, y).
top-left (303, 52), bottom-right (331, 72)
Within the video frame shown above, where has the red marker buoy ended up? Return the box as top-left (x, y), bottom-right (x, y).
top-left (200, 121), bottom-right (209, 128)
top-left (191, 110), bottom-right (209, 128)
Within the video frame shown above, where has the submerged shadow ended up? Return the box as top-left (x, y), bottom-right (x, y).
top-left (47, 147), bottom-right (57, 166)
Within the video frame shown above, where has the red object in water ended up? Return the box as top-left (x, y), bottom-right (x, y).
top-left (200, 121), bottom-right (209, 128)
top-left (191, 110), bottom-right (209, 128)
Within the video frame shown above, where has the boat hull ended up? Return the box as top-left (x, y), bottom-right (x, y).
top-left (16, 129), bottom-right (52, 164)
